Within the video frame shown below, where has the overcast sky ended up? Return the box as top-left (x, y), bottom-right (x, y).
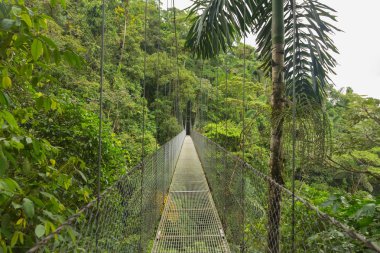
top-left (168, 0), bottom-right (380, 99)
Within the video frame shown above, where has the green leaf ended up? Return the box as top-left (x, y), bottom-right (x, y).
top-left (20, 13), bottom-right (33, 27)
top-left (35, 224), bottom-right (45, 238)
top-left (76, 169), bottom-right (87, 182)
top-left (10, 232), bottom-right (19, 247)
top-left (67, 227), bottom-right (76, 242)
top-left (0, 19), bottom-right (15, 30)
top-left (0, 147), bottom-right (9, 176)
top-left (0, 90), bottom-right (9, 106)
top-left (40, 35), bottom-right (58, 49)
top-left (2, 110), bottom-right (19, 130)
top-left (0, 69), bottom-right (12, 90)
top-left (10, 137), bottom-right (24, 150)
top-left (31, 39), bottom-right (43, 61)
top-left (2, 76), bottom-right (12, 89)
top-left (63, 51), bottom-right (81, 67)
top-left (0, 178), bottom-right (21, 193)
top-left (19, 232), bottom-right (24, 244)
top-left (11, 202), bottom-right (22, 209)
top-left (22, 198), bottom-right (35, 218)
top-left (354, 203), bottom-right (376, 220)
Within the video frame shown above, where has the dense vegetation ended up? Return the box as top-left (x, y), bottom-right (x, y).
top-left (197, 46), bottom-right (380, 246)
top-left (0, 0), bottom-right (378, 251)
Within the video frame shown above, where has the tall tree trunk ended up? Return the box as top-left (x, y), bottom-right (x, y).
top-left (118, 0), bottom-right (129, 68)
top-left (268, 0), bottom-right (285, 252)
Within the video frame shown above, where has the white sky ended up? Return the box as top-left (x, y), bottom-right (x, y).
top-left (170, 0), bottom-right (380, 99)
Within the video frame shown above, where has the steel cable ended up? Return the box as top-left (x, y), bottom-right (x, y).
top-left (140, 0), bottom-right (149, 250)
top-left (291, 0), bottom-right (298, 251)
top-left (96, 0), bottom-right (106, 251)
top-left (172, 0), bottom-right (181, 125)
top-left (241, 3), bottom-right (247, 252)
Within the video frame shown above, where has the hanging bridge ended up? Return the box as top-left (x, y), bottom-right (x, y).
top-left (27, 130), bottom-right (380, 253)
top-left (24, 0), bottom-right (380, 252)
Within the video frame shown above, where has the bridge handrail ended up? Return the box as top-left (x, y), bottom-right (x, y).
top-left (28, 130), bottom-right (186, 253)
top-left (191, 130), bottom-right (380, 253)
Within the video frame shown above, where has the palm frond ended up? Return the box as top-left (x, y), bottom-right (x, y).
top-left (185, 0), bottom-right (255, 58)
top-left (185, 0), bottom-right (341, 105)
top-left (254, 0), bottom-right (341, 105)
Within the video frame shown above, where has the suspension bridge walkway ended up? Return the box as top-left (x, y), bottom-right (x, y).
top-left (28, 131), bottom-right (380, 253)
top-left (152, 136), bottom-right (230, 252)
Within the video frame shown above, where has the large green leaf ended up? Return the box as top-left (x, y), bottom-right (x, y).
top-left (22, 198), bottom-right (35, 218)
top-left (31, 39), bottom-right (43, 61)
top-left (35, 224), bottom-right (45, 238)
top-left (20, 13), bottom-right (32, 27)
top-left (185, 0), bottom-right (255, 58)
top-left (2, 76), bottom-right (12, 88)
top-left (1, 110), bottom-right (18, 130)
top-left (0, 178), bottom-right (21, 194)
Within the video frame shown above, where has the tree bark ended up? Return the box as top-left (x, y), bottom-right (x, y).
top-left (268, 0), bottom-right (285, 252)
top-left (118, 0), bottom-right (130, 68)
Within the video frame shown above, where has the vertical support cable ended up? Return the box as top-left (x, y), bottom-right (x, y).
top-left (166, 0), bottom-right (173, 116)
top-left (223, 15), bottom-right (231, 232)
top-left (241, 3), bottom-right (247, 252)
top-left (96, 0), bottom-right (106, 251)
top-left (155, 0), bottom-right (161, 150)
top-left (291, 0), bottom-right (298, 251)
top-left (214, 64), bottom-right (219, 214)
top-left (155, 0), bottom-right (161, 227)
top-left (172, 0), bottom-right (181, 126)
top-left (223, 53), bottom-right (228, 229)
top-left (206, 85), bottom-right (208, 127)
top-left (215, 66), bottom-right (219, 139)
top-left (199, 61), bottom-right (204, 129)
top-left (224, 58), bottom-right (228, 146)
top-left (140, 0), bottom-right (149, 250)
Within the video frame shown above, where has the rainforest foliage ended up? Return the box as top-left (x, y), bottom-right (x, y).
top-left (0, 0), bottom-right (379, 251)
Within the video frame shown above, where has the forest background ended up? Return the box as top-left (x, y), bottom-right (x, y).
top-left (0, 0), bottom-right (379, 251)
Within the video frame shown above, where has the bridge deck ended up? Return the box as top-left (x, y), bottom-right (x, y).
top-left (152, 136), bottom-right (230, 252)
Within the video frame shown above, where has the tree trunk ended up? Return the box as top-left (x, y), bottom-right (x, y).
top-left (268, 0), bottom-right (285, 252)
top-left (118, 0), bottom-right (129, 68)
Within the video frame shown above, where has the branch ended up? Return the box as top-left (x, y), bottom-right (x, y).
top-left (326, 156), bottom-right (380, 181)
top-left (363, 108), bottom-right (380, 126)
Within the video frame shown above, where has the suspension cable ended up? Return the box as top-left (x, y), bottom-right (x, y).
top-left (166, 0), bottom-right (173, 115)
top-left (241, 3), bottom-right (247, 252)
top-left (172, 0), bottom-right (181, 125)
top-left (223, 50), bottom-right (229, 229)
top-left (205, 77), bottom-right (208, 128)
top-left (155, 0), bottom-right (161, 149)
top-left (224, 59), bottom-right (228, 148)
top-left (142, 0), bottom-right (148, 162)
top-left (96, 0), bottom-right (106, 250)
top-left (215, 65), bottom-right (219, 139)
top-left (291, 0), bottom-right (298, 251)
top-left (242, 6), bottom-right (247, 174)
top-left (198, 61), bottom-right (204, 129)
top-left (140, 0), bottom-right (149, 250)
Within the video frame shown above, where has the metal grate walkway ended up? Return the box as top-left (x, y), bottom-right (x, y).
top-left (152, 136), bottom-right (230, 252)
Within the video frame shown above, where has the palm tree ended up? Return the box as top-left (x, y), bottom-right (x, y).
top-left (185, 0), bottom-right (339, 252)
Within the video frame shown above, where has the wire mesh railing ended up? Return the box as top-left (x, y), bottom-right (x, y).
top-left (152, 136), bottom-right (230, 252)
top-left (191, 130), bottom-right (380, 253)
top-left (28, 130), bottom-right (186, 253)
